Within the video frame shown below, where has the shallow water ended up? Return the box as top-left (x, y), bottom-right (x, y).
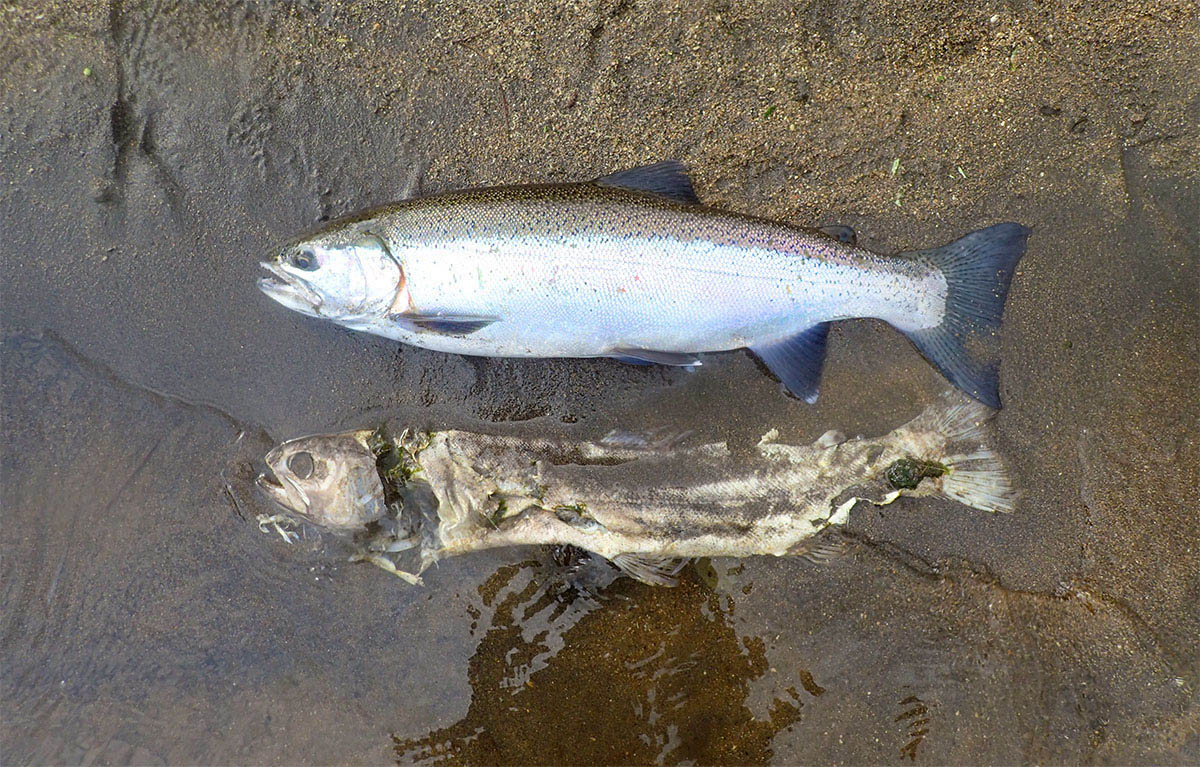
top-left (2, 2), bottom-right (1198, 764)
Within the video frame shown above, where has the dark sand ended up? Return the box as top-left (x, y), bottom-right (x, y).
top-left (2, 1), bottom-right (1197, 763)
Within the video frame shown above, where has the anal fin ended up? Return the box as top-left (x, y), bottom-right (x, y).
top-left (748, 323), bottom-right (831, 404)
top-left (609, 355), bottom-right (654, 366)
top-left (611, 553), bottom-right (687, 586)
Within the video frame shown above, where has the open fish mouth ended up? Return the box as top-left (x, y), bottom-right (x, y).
top-left (255, 462), bottom-right (309, 515)
top-left (254, 465), bottom-right (289, 507)
top-left (258, 261), bottom-right (324, 316)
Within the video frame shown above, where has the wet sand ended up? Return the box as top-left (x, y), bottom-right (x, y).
top-left (2, 1), bottom-right (1197, 763)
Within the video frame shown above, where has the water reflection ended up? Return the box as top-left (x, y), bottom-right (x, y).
top-left (393, 558), bottom-right (824, 765)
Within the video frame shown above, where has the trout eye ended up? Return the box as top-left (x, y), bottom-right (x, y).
top-left (289, 249), bottom-right (318, 271)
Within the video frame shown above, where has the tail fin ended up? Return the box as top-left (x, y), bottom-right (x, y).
top-left (893, 392), bottom-right (1016, 513)
top-left (903, 223), bottom-right (1030, 409)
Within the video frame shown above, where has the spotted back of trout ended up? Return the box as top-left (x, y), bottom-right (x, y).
top-left (259, 162), bottom-right (1030, 407)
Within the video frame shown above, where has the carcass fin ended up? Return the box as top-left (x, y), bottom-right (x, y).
top-left (893, 392), bottom-right (1017, 513)
top-left (599, 427), bottom-right (693, 451)
top-left (611, 553), bottom-right (687, 586)
top-left (792, 536), bottom-right (850, 563)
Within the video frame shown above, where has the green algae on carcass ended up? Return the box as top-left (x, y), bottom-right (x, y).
top-left (885, 457), bottom-right (948, 490)
top-left (369, 427), bottom-right (424, 491)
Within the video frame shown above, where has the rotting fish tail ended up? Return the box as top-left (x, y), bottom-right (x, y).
top-left (939, 449), bottom-right (1015, 514)
top-left (893, 392), bottom-right (1016, 514)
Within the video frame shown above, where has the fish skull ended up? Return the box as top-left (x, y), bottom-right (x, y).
top-left (256, 430), bottom-right (387, 532)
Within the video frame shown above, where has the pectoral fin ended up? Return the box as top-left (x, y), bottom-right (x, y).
top-left (610, 553), bottom-right (687, 586)
top-left (387, 313), bottom-right (497, 335)
top-left (748, 323), bottom-right (831, 404)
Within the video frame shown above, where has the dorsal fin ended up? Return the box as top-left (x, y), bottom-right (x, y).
top-left (595, 161), bottom-right (700, 204)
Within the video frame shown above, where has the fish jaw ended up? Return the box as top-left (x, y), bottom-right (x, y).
top-left (258, 260), bottom-right (325, 318)
top-left (255, 461), bottom-right (309, 516)
top-left (258, 230), bottom-right (405, 323)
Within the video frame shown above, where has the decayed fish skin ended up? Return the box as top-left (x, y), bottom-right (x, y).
top-left (258, 162), bottom-right (1030, 408)
top-left (255, 393), bottom-right (1014, 586)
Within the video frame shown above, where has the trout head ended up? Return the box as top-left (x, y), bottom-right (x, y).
top-left (256, 430), bottom-right (388, 532)
top-left (259, 223), bottom-right (404, 322)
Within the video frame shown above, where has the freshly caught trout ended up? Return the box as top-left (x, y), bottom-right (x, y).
top-left (254, 394), bottom-right (1014, 586)
top-left (259, 162), bottom-right (1030, 407)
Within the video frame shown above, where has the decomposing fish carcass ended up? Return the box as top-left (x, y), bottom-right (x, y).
top-left (255, 393), bottom-right (1014, 586)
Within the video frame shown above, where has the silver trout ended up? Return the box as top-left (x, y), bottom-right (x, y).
top-left (255, 393), bottom-right (1014, 586)
top-left (259, 162), bottom-right (1030, 408)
